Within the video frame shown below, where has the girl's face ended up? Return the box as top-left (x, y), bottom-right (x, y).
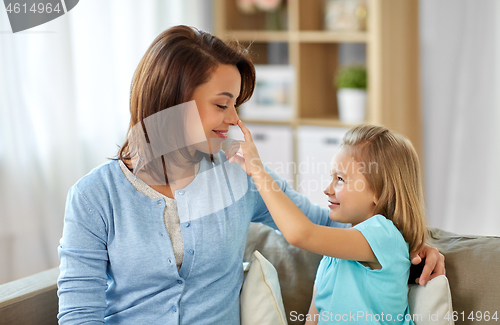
top-left (190, 64), bottom-right (241, 154)
top-left (324, 148), bottom-right (378, 226)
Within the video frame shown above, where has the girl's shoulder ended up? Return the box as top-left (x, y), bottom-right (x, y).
top-left (353, 214), bottom-right (410, 268)
top-left (355, 214), bottom-right (403, 239)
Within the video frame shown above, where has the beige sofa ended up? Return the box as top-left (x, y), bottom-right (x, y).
top-left (1, 225), bottom-right (499, 325)
top-left (244, 224), bottom-right (500, 325)
top-left (0, 267), bottom-right (58, 325)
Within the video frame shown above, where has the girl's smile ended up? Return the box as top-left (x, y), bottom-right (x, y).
top-left (327, 199), bottom-right (340, 208)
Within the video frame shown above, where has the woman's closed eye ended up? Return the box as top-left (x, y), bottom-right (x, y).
top-left (216, 104), bottom-right (228, 109)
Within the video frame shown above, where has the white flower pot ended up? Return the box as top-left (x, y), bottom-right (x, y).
top-left (337, 88), bottom-right (367, 124)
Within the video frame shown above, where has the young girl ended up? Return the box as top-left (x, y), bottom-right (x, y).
top-left (228, 122), bottom-right (426, 324)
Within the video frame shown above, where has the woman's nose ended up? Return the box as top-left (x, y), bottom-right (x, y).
top-left (225, 106), bottom-right (239, 125)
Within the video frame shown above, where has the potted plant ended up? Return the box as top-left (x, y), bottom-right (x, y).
top-left (334, 65), bottom-right (367, 124)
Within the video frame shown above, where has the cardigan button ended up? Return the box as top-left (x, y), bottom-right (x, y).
top-left (188, 249), bottom-right (194, 255)
top-left (178, 190), bottom-right (185, 195)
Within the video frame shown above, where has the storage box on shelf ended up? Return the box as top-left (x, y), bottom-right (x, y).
top-left (214, 0), bottom-right (422, 190)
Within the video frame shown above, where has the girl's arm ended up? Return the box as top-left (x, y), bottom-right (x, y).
top-left (251, 163), bottom-right (377, 263)
top-left (226, 121), bottom-right (378, 264)
top-left (305, 285), bottom-right (319, 325)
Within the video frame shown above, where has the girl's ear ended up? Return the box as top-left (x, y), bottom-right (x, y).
top-left (373, 195), bottom-right (379, 206)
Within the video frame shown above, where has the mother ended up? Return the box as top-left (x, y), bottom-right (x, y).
top-left (57, 25), bottom-right (444, 324)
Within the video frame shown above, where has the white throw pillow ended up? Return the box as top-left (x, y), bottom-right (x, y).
top-left (408, 275), bottom-right (454, 325)
top-left (240, 250), bottom-right (288, 325)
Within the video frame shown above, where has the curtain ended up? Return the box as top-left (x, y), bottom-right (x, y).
top-left (0, 0), bottom-right (211, 284)
top-left (420, 0), bottom-right (500, 236)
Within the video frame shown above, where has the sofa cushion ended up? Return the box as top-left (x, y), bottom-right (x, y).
top-left (408, 275), bottom-right (454, 325)
top-left (240, 250), bottom-right (288, 325)
top-left (426, 228), bottom-right (500, 325)
top-left (244, 223), bottom-right (322, 325)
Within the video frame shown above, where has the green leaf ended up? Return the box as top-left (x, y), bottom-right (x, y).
top-left (334, 65), bottom-right (367, 89)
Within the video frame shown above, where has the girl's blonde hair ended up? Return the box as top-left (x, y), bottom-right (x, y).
top-left (342, 125), bottom-right (426, 254)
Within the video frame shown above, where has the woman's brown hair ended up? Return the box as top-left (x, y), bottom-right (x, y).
top-left (342, 125), bottom-right (426, 254)
top-left (112, 25), bottom-right (255, 178)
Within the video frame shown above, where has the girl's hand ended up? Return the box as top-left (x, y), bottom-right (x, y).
top-left (225, 120), bottom-right (265, 177)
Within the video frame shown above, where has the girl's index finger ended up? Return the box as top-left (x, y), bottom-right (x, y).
top-left (237, 120), bottom-right (253, 142)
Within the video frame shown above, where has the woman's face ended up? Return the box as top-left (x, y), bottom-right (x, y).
top-left (190, 64), bottom-right (241, 154)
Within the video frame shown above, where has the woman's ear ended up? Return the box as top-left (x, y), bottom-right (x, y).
top-left (373, 195), bottom-right (379, 206)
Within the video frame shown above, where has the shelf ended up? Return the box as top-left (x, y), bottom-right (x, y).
top-left (227, 31), bottom-right (289, 42)
top-left (240, 117), bottom-right (360, 129)
top-left (294, 31), bottom-right (368, 43)
top-left (240, 118), bottom-right (293, 126)
top-left (297, 43), bottom-right (339, 119)
top-left (215, 0), bottom-right (423, 160)
top-left (298, 118), bottom-right (358, 128)
top-left (239, 118), bottom-right (363, 130)
top-left (224, 31), bottom-right (368, 44)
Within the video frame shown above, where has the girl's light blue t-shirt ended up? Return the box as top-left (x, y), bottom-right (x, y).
top-left (314, 214), bottom-right (414, 325)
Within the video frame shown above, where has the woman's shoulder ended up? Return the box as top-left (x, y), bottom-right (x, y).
top-left (70, 159), bottom-right (128, 199)
top-left (73, 160), bottom-right (117, 186)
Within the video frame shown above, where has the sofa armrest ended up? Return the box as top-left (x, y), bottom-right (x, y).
top-left (0, 267), bottom-right (59, 325)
